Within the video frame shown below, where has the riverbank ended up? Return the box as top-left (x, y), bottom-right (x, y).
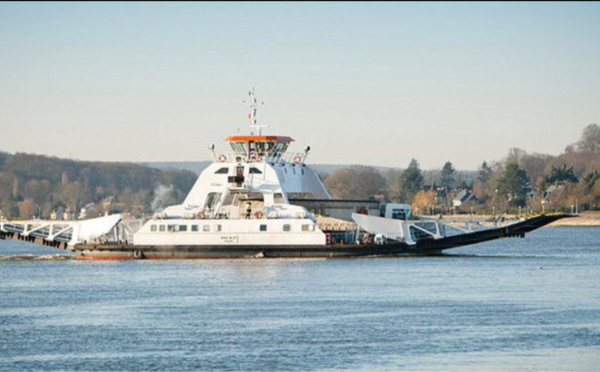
top-left (547, 212), bottom-right (600, 227)
top-left (430, 212), bottom-right (600, 227)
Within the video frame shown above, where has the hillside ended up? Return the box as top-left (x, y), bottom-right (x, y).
top-left (0, 152), bottom-right (197, 219)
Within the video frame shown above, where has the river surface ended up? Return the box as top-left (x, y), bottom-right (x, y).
top-left (0, 227), bottom-right (599, 371)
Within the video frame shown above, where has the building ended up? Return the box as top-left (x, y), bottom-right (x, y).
top-left (452, 189), bottom-right (477, 207)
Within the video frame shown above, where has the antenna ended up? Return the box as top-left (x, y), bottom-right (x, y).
top-left (243, 87), bottom-right (267, 135)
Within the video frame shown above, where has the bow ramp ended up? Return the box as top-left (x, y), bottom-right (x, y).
top-left (351, 212), bottom-right (571, 254)
top-left (0, 214), bottom-right (136, 249)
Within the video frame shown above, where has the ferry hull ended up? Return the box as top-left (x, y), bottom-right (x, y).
top-left (75, 244), bottom-right (408, 260)
top-left (72, 215), bottom-right (569, 260)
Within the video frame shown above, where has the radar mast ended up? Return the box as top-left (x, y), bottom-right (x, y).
top-left (244, 87), bottom-right (268, 135)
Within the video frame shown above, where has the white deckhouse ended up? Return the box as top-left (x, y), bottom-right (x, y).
top-left (134, 89), bottom-right (330, 247)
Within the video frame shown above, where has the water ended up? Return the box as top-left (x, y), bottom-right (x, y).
top-left (1, 227), bottom-right (599, 371)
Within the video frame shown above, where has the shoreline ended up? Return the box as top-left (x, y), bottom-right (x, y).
top-left (426, 213), bottom-right (600, 227)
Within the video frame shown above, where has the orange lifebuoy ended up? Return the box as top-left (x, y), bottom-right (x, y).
top-left (293, 155), bottom-right (302, 164)
top-left (254, 211), bottom-right (264, 219)
top-left (218, 155), bottom-right (227, 162)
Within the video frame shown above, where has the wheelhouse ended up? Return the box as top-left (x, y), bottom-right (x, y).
top-left (225, 135), bottom-right (294, 157)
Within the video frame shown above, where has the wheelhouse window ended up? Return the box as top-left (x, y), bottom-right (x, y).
top-left (159, 225), bottom-right (166, 232)
top-left (249, 167), bottom-right (262, 174)
top-left (151, 225), bottom-right (157, 232)
top-left (283, 224), bottom-right (291, 232)
top-left (302, 224), bottom-right (314, 232)
top-left (179, 225), bottom-right (188, 232)
top-left (167, 225), bottom-right (176, 232)
top-left (215, 167), bottom-right (229, 174)
top-left (231, 142), bottom-right (247, 154)
top-left (391, 209), bottom-right (407, 220)
top-left (203, 225), bottom-right (210, 232)
top-left (215, 225), bottom-right (222, 232)
top-left (260, 224), bottom-right (267, 232)
top-left (191, 225), bottom-right (199, 232)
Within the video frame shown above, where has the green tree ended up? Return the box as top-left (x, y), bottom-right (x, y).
top-left (477, 161), bottom-right (493, 184)
top-left (545, 164), bottom-right (578, 185)
top-left (397, 159), bottom-right (424, 203)
top-left (496, 163), bottom-right (530, 207)
top-left (440, 161), bottom-right (455, 189)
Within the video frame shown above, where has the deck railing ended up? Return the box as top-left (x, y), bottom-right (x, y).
top-left (211, 151), bottom-right (308, 164)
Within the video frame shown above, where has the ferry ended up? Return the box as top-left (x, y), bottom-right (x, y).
top-left (0, 89), bottom-right (570, 259)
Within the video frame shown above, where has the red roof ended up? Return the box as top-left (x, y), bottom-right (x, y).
top-left (225, 135), bottom-right (294, 142)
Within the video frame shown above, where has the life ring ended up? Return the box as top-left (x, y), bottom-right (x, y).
top-left (218, 155), bottom-right (227, 162)
top-left (293, 155), bottom-right (302, 164)
top-left (254, 211), bottom-right (264, 219)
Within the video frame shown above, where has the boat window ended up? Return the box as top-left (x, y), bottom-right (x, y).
top-left (192, 225), bottom-right (199, 232)
top-left (151, 225), bottom-right (157, 232)
top-left (273, 142), bottom-right (289, 153)
top-left (249, 167), bottom-right (262, 174)
top-left (215, 167), bottom-right (229, 174)
top-left (179, 225), bottom-right (188, 232)
top-left (302, 224), bottom-right (313, 232)
top-left (168, 225), bottom-right (176, 232)
top-left (205, 192), bottom-right (221, 209)
top-left (215, 225), bottom-right (222, 232)
top-left (260, 224), bottom-right (267, 232)
top-left (159, 225), bottom-right (166, 232)
top-left (391, 210), bottom-right (407, 220)
top-left (230, 142), bottom-right (247, 154)
top-left (203, 225), bottom-right (210, 232)
top-left (283, 224), bottom-right (291, 232)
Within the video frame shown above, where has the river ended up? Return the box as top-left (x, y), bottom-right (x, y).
top-left (1, 227), bottom-right (599, 371)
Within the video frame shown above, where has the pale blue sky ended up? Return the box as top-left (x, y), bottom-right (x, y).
top-left (0, 2), bottom-right (599, 169)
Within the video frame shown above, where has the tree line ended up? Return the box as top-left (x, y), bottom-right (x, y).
top-left (323, 124), bottom-right (600, 214)
top-left (1, 124), bottom-right (598, 219)
top-left (0, 152), bottom-right (197, 219)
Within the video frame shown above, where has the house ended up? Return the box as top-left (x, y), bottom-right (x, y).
top-left (78, 203), bottom-right (98, 219)
top-left (453, 189), bottom-right (477, 207)
top-left (51, 206), bottom-right (66, 220)
top-left (542, 184), bottom-right (565, 202)
top-left (525, 183), bottom-right (537, 198)
top-left (422, 183), bottom-right (448, 199)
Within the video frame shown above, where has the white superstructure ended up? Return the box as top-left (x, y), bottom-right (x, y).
top-left (133, 88), bottom-right (329, 247)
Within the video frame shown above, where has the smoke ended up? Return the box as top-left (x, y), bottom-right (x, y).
top-left (152, 184), bottom-right (175, 212)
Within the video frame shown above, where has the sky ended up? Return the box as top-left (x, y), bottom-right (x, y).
top-left (0, 2), bottom-right (599, 170)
